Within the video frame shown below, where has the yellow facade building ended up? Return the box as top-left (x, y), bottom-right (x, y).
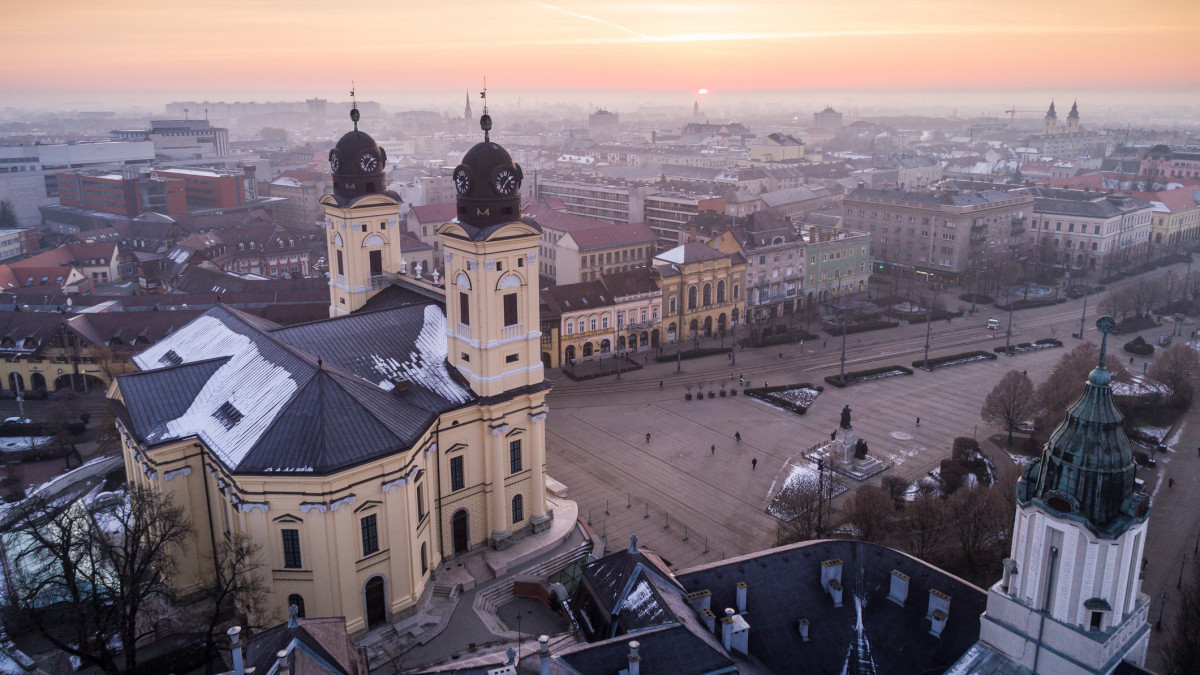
top-left (111, 109), bottom-right (550, 634)
top-left (653, 242), bottom-right (745, 341)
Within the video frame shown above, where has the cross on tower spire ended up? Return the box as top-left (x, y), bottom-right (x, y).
top-left (479, 78), bottom-right (491, 142)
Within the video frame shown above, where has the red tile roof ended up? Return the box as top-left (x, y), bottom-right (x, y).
top-left (567, 223), bottom-right (657, 251)
top-left (411, 203), bottom-right (457, 223)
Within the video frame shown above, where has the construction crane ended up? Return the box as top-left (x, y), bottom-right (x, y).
top-left (1004, 107), bottom-right (1043, 122)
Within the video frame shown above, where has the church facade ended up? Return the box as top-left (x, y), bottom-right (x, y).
top-left (110, 106), bottom-right (551, 634)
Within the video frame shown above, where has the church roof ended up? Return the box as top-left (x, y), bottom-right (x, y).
top-left (1019, 325), bottom-right (1149, 536)
top-left (118, 303), bottom-right (474, 474)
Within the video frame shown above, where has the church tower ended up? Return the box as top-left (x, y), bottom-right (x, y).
top-left (1044, 101), bottom-right (1059, 135)
top-left (438, 100), bottom-right (550, 548)
top-left (978, 317), bottom-right (1151, 673)
top-left (1067, 100), bottom-right (1081, 134)
top-left (463, 90), bottom-right (473, 133)
top-left (320, 99), bottom-right (405, 316)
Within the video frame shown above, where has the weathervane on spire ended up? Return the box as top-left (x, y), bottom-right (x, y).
top-left (479, 77), bottom-right (492, 142)
top-left (350, 81), bottom-right (359, 131)
top-left (1096, 315), bottom-right (1116, 366)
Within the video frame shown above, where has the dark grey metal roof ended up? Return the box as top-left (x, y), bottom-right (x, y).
top-left (676, 540), bottom-right (987, 675)
top-left (558, 624), bottom-right (735, 675)
top-left (118, 357), bottom-right (230, 441)
top-left (118, 303), bottom-right (474, 475)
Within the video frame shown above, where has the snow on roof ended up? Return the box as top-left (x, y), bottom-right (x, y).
top-left (271, 177), bottom-right (302, 187)
top-left (132, 315), bottom-right (299, 468)
top-left (157, 168), bottom-right (222, 177)
top-left (370, 305), bottom-right (472, 404)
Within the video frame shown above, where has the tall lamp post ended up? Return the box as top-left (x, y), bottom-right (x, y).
top-left (923, 303), bottom-right (933, 370)
top-left (1078, 295), bottom-right (1087, 340)
top-left (839, 310), bottom-right (849, 385)
top-left (1004, 297), bottom-right (1015, 355)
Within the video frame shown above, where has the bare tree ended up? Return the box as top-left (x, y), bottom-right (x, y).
top-left (880, 474), bottom-right (910, 509)
top-left (982, 370), bottom-right (1037, 446)
top-left (945, 485), bottom-right (1005, 580)
top-left (199, 532), bottom-right (276, 675)
top-left (841, 485), bottom-right (895, 544)
top-left (774, 472), bottom-right (823, 545)
top-left (1163, 559), bottom-right (1200, 675)
top-left (7, 485), bottom-right (192, 674)
top-left (895, 493), bottom-right (947, 563)
top-left (1148, 344), bottom-right (1200, 408)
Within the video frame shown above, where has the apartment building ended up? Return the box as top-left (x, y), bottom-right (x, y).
top-left (153, 168), bottom-right (247, 210)
top-left (1131, 188), bottom-right (1200, 247)
top-left (110, 119), bottom-right (230, 159)
top-left (533, 203), bottom-right (657, 284)
top-left (534, 176), bottom-right (649, 225)
top-left (1021, 187), bottom-right (1153, 274)
top-left (842, 186), bottom-right (1033, 281)
top-left (0, 141), bottom-right (156, 226)
top-left (654, 242), bottom-right (745, 341)
top-left (643, 191), bottom-right (726, 248)
top-left (55, 169), bottom-right (187, 218)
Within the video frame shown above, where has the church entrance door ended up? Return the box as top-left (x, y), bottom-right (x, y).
top-left (452, 509), bottom-right (469, 554)
top-left (364, 576), bottom-right (387, 628)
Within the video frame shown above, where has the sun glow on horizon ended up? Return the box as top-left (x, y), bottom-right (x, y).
top-left (2, 0), bottom-right (1198, 101)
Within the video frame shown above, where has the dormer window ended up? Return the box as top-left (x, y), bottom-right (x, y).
top-left (213, 401), bottom-right (243, 429)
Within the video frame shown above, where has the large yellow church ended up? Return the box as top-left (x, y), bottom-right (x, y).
top-left (109, 105), bottom-right (551, 634)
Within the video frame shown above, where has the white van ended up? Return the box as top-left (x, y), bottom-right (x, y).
top-left (987, 318), bottom-right (1001, 330)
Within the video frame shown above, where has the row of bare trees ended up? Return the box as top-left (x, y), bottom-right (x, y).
top-left (4, 485), bottom-right (272, 674)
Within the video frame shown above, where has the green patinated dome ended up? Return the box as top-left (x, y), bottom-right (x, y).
top-left (1018, 320), bottom-right (1150, 537)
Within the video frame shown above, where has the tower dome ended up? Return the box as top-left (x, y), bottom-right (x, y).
top-left (327, 105), bottom-right (391, 205)
top-left (451, 112), bottom-right (523, 232)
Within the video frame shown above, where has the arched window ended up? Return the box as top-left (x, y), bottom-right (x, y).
top-left (288, 594), bottom-right (306, 619)
top-left (716, 280), bottom-right (726, 303)
top-left (512, 495), bottom-right (524, 523)
top-left (702, 283), bottom-right (712, 306)
top-left (687, 286), bottom-right (698, 310)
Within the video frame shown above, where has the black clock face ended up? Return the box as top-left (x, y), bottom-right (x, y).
top-left (328, 150), bottom-right (341, 173)
top-left (453, 166), bottom-right (471, 195)
top-left (359, 152), bottom-right (379, 173)
top-left (493, 167), bottom-right (518, 196)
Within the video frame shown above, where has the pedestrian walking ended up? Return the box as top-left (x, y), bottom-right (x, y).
top-left (659, 380), bottom-right (663, 390)
top-left (735, 431), bottom-right (741, 442)
top-left (711, 444), bottom-right (715, 455)
top-left (1169, 478), bottom-right (1175, 489)
top-left (752, 458), bottom-right (758, 470)
top-left (646, 432), bottom-right (651, 444)
top-left (1196, 446), bottom-right (1200, 457)
top-left (823, 339), bottom-right (828, 348)
top-left (916, 416), bottom-right (921, 426)
top-left (778, 352), bottom-right (783, 359)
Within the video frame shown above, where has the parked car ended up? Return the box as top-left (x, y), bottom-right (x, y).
top-left (21, 389), bottom-right (46, 400)
top-left (3, 417), bottom-right (31, 425)
top-left (0, 390), bottom-right (15, 400)
top-left (1159, 334), bottom-right (1174, 346)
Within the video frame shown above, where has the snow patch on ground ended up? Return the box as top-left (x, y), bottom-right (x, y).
top-left (0, 437), bottom-right (54, 452)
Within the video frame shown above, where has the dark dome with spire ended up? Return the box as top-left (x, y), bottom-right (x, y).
top-left (1018, 317), bottom-right (1149, 537)
top-left (326, 105), bottom-right (394, 206)
top-left (450, 110), bottom-right (525, 235)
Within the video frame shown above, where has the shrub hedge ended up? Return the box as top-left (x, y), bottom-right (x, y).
top-left (1123, 336), bottom-right (1154, 356)
top-left (654, 347), bottom-right (732, 363)
top-left (824, 365), bottom-right (913, 388)
top-left (744, 382), bottom-right (824, 414)
top-left (911, 350), bottom-right (997, 370)
top-left (822, 319), bottom-right (900, 336)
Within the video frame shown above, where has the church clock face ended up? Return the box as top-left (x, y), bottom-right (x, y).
top-left (453, 166), bottom-right (471, 195)
top-left (359, 152), bottom-right (379, 173)
top-left (328, 150), bottom-right (341, 173)
top-left (492, 167), bottom-right (518, 196)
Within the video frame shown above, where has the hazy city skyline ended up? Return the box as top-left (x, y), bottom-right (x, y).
top-left (5, 0), bottom-right (1200, 113)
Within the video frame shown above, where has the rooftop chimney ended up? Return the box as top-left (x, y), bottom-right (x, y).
top-left (927, 589), bottom-right (951, 637)
top-left (538, 635), bottom-right (550, 675)
top-left (275, 649), bottom-right (290, 675)
top-left (700, 606), bottom-right (717, 632)
top-left (798, 617), bottom-right (810, 642)
top-left (821, 559), bottom-right (844, 607)
top-left (888, 570), bottom-right (910, 606)
top-left (628, 534), bottom-right (638, 553)
top-left (627, 640), bottom-right (641, 675)
top-left (736, 581), bottom-right (748, 614)
top-left (228, 626), bottom-right (244, 675)
top-left (685, 589), bottom-right (712, 613)
top-left (721, 608), bottom-right (735, 651)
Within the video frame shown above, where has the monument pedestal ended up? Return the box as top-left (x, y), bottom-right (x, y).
top-left (832, 426), bottom-right (886, 480)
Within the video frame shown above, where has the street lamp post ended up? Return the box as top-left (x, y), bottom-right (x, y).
top-left (1079, 295), bottom-right (1087, 340)
top-left (1157, 591), bottom-right (1168, 631)
top-left (839, 312), bottom-right (848, 385)
top-left (923, 304), bottom-right (932, 370)
top-left (1179, 553), bottom-right (1188, 589)
top-left (1004, 299), bottom-right (1015, 355)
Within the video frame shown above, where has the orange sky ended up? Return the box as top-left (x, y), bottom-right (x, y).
top-left (3, 0), bottom-right (1199, 101)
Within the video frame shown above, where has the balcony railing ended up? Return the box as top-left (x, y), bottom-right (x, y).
top-left (369, 274), bottom-right (388, 289)
top-left (626, 320), bottom-right (658, 331)
top-left (501, 323), bottom-right (524, 340)
top-left (457, 323), bottom-right (472, 340)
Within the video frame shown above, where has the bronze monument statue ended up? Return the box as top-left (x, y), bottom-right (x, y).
top-left (840, 404), bottom-right (853, 430)
top-left (854, 438), bottom-right (869, 460)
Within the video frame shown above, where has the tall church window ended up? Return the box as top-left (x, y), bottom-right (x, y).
top-left (687, 286), bottom-right (698, 310)
top-left (282, 529), bottom-right (301, 568)
top-left (503, 293), bottom-right (518, 326)
top-left (510, 440), bottom-right (523, 474)
top-left (369, 250), bottom-right (382, 277)
top-left (421, 543), bottom-right (428, 574)
top-left (336, 250), bottom-right (344, 276)
top-left (450, 456), bottom-right (464, 491)
top-left (360, 514), bottom-right (379, 556)
top-left (512, 495), bottom-right (524, 524)
top-left (703, 283), bottom-right (712, 306)
top-left (717, 280), bottom-right (726, 303)
top-left (459, 292), bottom-right (470, 326)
